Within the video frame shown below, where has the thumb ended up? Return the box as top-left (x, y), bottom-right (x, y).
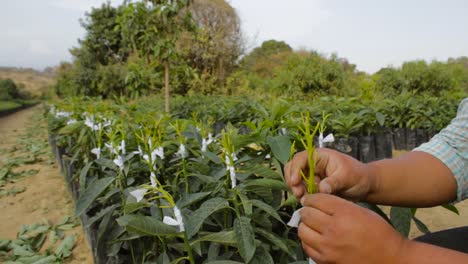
top-left (319, 177), bottom-right (342, 194)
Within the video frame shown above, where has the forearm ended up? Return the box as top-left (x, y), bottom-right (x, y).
top-left (398, 240), bottom-right (468, 263)
top-left (365, 151), bottom-right (457, 207)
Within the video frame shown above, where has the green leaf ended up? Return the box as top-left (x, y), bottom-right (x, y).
top-left (255, 228), bottom-right (290, 255)
top-left (442, 204), bottom-right (459, 215)
top-left (248, 246), bottom-right (273, 264)
top-left (124, 202), bottom-right (148, 214)
top-left (116, 215), bottom-right (178, 236)
top-left (376, 112), bottom-right (386, 127)
top-left (234, 216), bottom-right (256, 263)
top-left (412, 216), bottom-right (431, 234)
top-left (54, 234), bottom-right (76, 258)
top-left (191, 230), bottom-right (237, 246)
top-left (185, 198), bottom-right (230, 239)
top-left (58, 121), bottom-right (83, 135)
top-left (237, 190), bottom-right (252, 216)
top-left (176, 192), bottom-right (211, 209)
top-left (24, 255), bottom-right (58, 264)
top-left (240, 163), bottom-right (281, 180)
top-left (251, 199), bottom-right (284, 224)
top-left (267, 135), bottom-right (291, 164)
top-left (203, 151), bottom-right (222, 164)
top-left (390, 207), bottom-right (412, 237)
top-left (79, 161), bottom-right (93, 190)
top-left (75, 177), bottom-right (115, 216)
top-left (86, 204), bottom-right (119, 227)
top-left (242, 179), bottom-right (288, 191)
top-left (0, 167), bottom-right (9, 180)
top-left (205, 261), bottom-right (243, 264)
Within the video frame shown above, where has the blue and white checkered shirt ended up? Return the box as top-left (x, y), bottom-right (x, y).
top-left (414, 98), bottom-right (468, 202)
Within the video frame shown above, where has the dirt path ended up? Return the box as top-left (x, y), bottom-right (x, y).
top-left (0, 106), bottom-right (93, 263)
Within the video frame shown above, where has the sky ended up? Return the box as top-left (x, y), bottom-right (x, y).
top-left (1, 0), bottom-right (467, 73)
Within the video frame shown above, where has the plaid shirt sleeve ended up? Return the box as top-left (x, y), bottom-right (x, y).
top-left (413, 98), bottom-right (468, 202)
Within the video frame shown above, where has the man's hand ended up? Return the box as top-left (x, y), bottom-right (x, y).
top-left (298, 194), bottom-right (405, 264)
top-left (285, 148), bottom-right (375, 202)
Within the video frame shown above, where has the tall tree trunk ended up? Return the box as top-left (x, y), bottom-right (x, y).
top-left (164, 59), bottom-right (170, 113)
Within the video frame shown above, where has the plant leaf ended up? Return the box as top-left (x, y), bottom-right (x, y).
top-left (191, 230), bottom-right (237, 246)
top-left (267, 135), bottom-right (291, 164)
top-left (248, 246), bottom-right (273, 264)
top-left (54, 234), bottom-right (76, 258)
top-left (234, 216), bottom-right (256, 263)
top-left (205, 261), bottom-right (243, 264)
top-left (75, 177), bottom-right (115, 216)
top-left (86, 204), bottom-right (119, 228)
top-left (237, 190), bottom-right (252, 216)
top-left (186, 198), bottom-right (230, 239)
top-left (176, 192), bottom-right (211, 209)
top-left (242, 179), bottom-right (288, 191)
top-left (116, 214), bottom-right (178, 236)
top-left (442, 204), bottom-right (459, 215)
top-left (79, 161), bottom-right (93, 190)
top-left (412, 216), bottom-right (431, 234)
top-left (240, 163), bottom-right (281, 180)
top-left (255, 228), bottom-right (290, 255)
top-left (390, 206), bottom-right (412, 237)
top-left (251, 199), bottom-right (284, 224)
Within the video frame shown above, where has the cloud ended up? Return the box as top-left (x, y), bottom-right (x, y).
top-left (230, 0), bottom-right (330, 49)
top-left (29, 39), bottom-right (53, 56)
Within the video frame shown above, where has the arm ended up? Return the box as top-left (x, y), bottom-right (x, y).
top-left (366, 150), bottom-right (457, 207)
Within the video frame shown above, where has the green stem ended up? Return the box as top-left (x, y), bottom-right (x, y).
top-left (182, 231), bottom-right (195, 264)
top-left (183, 158), bottom-right (188, 193)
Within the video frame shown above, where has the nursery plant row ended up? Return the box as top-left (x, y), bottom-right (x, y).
top-left (46, 94), bottom-right (462, 264)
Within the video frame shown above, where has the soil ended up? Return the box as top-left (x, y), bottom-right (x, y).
top-left (0, 106), bottom-right (93, 263)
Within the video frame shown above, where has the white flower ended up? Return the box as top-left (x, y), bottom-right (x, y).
top-left (105, 142), bottom-right (118, 155)
top-left (227, 165), bottom-right (236, 188)
top-left (120, 140), bottom-right (126, 155)
top-left (56, 111), bottom-right (71, 118)
top-left (318, 133), bottom-right (335, 148)
top-left (163, 206), bottom-right (185, 232)
top-left (130, 189), bottom-right (147, 202)
top-left (67, 119), bottom-right (77, 125)
top-left (85, 116), bottom-right (99, 131)
top-left (113, 155), bottom-right (124, 171)
top-left (281, 128), bottom-right (287, 135)
top-left (176, 144), bottom-right (187, 159)
top-left (150, 172), bottom-right (157, 187)
top-left (134, 145), bottom-right (144, 156)
top-left (201, 133), bottom-right (214, 152)
top-left (147, 138), bottom-right (153, 150)
top-left (91, 147), bottom-right (101, 159)
top-left (152, 147), bottom-right (164, 160)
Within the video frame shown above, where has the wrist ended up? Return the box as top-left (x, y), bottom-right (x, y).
top-left (364, 162), bottom-right (380, 202)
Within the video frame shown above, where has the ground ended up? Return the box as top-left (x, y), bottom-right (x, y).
top-left (0, 106), bottom-right (93, 263)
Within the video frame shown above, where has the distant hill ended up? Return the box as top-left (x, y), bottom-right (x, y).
top-left (0, 67), bottom-right (56, 98)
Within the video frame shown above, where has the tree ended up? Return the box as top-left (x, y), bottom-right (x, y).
top-left (178, 0), bottom-right (244, 87)
top-left (240, 40), bottom-right (292, 77)
top-left (118, 0), bottom-right (194, 112)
